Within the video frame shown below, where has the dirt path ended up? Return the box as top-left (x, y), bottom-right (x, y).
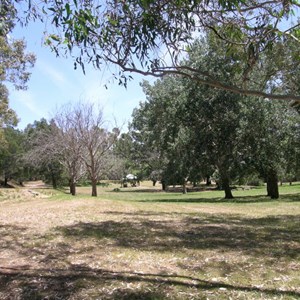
top-left (22, 180), bottom-right (51, 189)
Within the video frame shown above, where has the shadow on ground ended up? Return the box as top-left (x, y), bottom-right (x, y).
top-left (136, 193), bottom-right (300, 203)
top-left (0, 264), bottom-right (299, 300)
top-left (0, 209), bottom-right (299, 299)
top-left (57, 213), bottom-right (300, 258)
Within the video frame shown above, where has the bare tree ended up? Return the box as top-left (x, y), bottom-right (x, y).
top-left (53, 106), bottom-right (86, 196)
top-left (71, 102), bottom-right (119, 196)
top-left (25, 103), bottom-right (119, 196)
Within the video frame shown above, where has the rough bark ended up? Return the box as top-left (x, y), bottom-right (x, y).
top-left (182, 179), bottom-right (187, 194)
top-left (266, 171), bottom-right (279, 199)
top-left (221, 175), bottom-right (234, 199)
top-left (206, 175), bottom-right (211, 186)
top-left (51, 173), bottom-right (57, 189)
top-left (91, 179), bottom-right (97, 197)
top-left (69, 180), bottom-right (76, 196)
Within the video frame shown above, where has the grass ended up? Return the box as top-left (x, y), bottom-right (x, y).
top-left (0, 181), bottom-right (299, 299)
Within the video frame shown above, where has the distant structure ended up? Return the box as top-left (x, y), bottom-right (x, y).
top-left (122, 174), bottom-right (139, 187)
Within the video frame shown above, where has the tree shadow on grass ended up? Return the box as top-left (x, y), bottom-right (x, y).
top-left (115, 188), bottom-right (164, 193)
top-left (0, 265), bottom-right (299, 299)
top-left (1, 213), bottom-right (300, 299)
top-left (57, 213), bottom-right (300, 259)
top-left (137, 193), bottom-right (300, 203)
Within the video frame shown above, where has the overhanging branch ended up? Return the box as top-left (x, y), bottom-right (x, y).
top-left (106, 56), bottom-right (300, 103)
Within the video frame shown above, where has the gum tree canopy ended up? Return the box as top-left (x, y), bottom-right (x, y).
top-left (0, 0), bottom-right (35, 142)
top-left (21, 0), bottom-right (300, 105)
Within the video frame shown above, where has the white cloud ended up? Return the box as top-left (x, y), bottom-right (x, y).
top-left (37, 59), bottom-right (71, 90)
top-left (13, 91), bottom-right (45, 117)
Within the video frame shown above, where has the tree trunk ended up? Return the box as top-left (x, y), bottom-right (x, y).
top-left (91, 179), bottom-right (97, 197)
top-left (152, 180), bottom-right (156, 186)
top-left (4, 176), bottom-right (8, 187)
top-left (182, 179), bottom-right (187, 194)
top-left (161, 180), bottom-right (167, 191)
top-left (222, 176), bottom-right (233, 199)
top-left (206, 175), bottom-right (211, 186)
top-left (69, 180), bottom-right (76, 196)
top-left (266, 181), bottom-right (271, 196)
top-left (266, 171), bottom-right (279, 199)
top-left (51, 173), bottom-right (57, 189)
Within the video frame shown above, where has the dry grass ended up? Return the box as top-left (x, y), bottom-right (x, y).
top-left (0, 181), bottom-right (299, 299)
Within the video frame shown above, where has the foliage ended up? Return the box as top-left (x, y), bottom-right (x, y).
top-left (0, 126), bottom-right (24, 184)
top-left (130, 36), bottom-right (300, 198)
top-left (238, 98), bottom-right (300, 197)
top-left (0, 89), bottom-right (18, 142)
top-left (17, 0), bottom-right (300, 104)
top-left (23, 118), bottom-right (65, 188)
top-left (0, 0), bottom-right (35, 143)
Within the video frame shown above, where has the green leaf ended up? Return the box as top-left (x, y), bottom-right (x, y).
top-left (65, 3), bottom-right (71, 17)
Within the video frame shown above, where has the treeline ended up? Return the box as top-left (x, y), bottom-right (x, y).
top-left (115, 38), bottom-right (300, 199)
top-left (1, 36), bottom-right (300, 199)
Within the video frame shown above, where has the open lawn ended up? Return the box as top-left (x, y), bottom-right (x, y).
top-left (0, 182), bottom-right (299, 299)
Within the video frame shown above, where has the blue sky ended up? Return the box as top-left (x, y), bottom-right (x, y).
top-left (9, 20), bottom-right (149, 131)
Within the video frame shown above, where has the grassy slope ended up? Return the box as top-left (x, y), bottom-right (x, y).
top-left (0, 182), bottom-right (299, 299)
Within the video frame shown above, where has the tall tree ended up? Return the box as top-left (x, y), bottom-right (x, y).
top-left (0, 0), bottom-right (35, 143)
top-left (239, 98), bottom-right (300, 198)
top-left (0, 126), bottom-right (24, 186)
top-left (131, 77), bottom-right (193, 192)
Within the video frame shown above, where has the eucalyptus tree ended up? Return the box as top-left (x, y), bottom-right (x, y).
top-left (131, 77), bottom-right (203, 193)
top-left (182, 87), bottom-right (244, 198)
top-left (16, 0), bottom-right (300, 106)
top-left (239, 98), bottom-right (300, 198)
top-left (283, 117), bottom-right (300, 183)
top-left (131, 33), bottom-right (300, 198)
top-left (113, 133), bottom-right (135, 175)
top-left (0, 0), bottom-right (35, 142)
top-left (0, 126), bottom-right (24, 186)
top-left (129, 102), bottom-right (166, 188)
top-left (0, 86), bottom-right (18, 144)
top-left (132, 72), bottom-right (245, 197)
top-left (180, 37), bottom-right (250, 198)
